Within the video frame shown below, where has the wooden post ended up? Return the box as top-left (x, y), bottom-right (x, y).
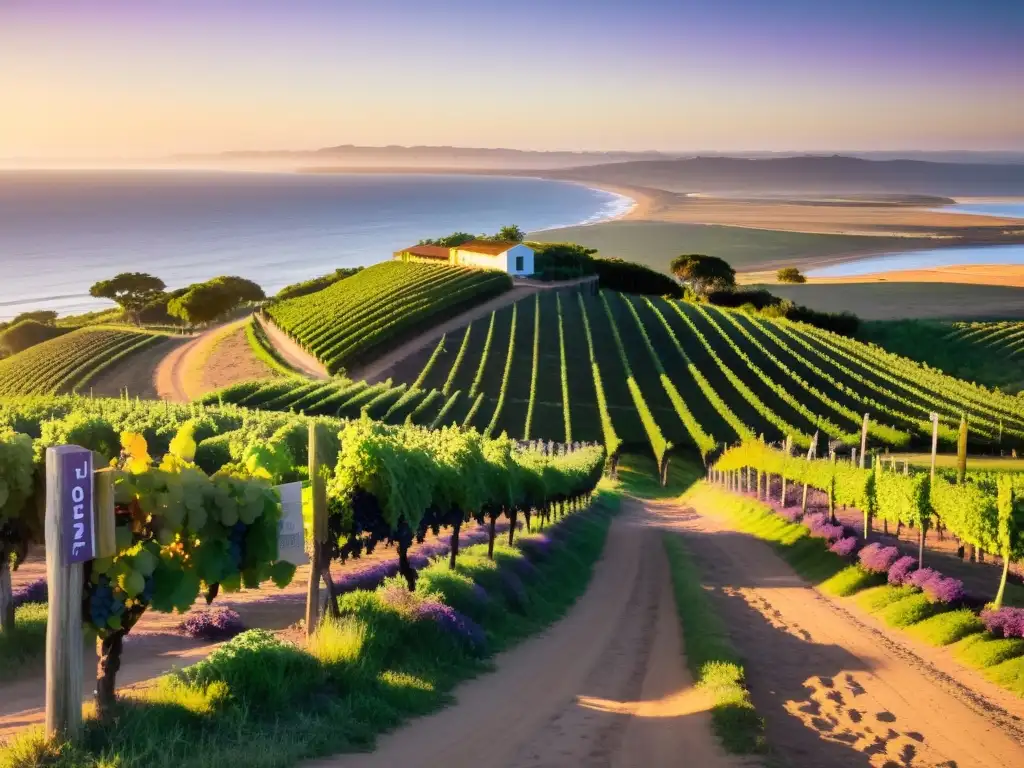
top-left (305, 423), bottom-right (328, 638)
top-left (860, 413), bottom-right (869, 469)
top-left (929, 412), bottom-right (939, 487)
top-left (0, 561), bottom-right (13, 634)
top-left (45, 445), bottom-right (95, 743)
top-left (801, 481), bottom-right (809, 515)
top-left (780, 473), bottom-right (787, 508)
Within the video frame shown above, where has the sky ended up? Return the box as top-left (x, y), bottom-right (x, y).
top-left (2, 0), bottom-right (1023, 158)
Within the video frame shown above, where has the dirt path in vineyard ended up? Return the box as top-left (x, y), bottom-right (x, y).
top-left (309, 498), bottom-right (744, 768)
top-left (655, 495), bottom-right (1024, 768)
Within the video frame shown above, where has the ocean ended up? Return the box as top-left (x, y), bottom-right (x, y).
top-left (0, 171), bottom-right (631, 320)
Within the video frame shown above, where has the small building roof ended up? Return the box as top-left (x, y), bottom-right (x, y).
top-left (395, 244), bottom-right (451, 260)
top-left (455, 240), bottom-right (525, 256)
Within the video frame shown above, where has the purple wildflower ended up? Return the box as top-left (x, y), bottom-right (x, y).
top-left (888, 556), bottom-right (917, 586)
top-left (509, 556), bottom-right (538, 580)
top-left (829, 536), bottom-right (858, 557)
top-left (858, 543), bottom-right (901, 574)
top-left (12, 578), bottom-right (47, 608)
top-left (178, 607), bottom-right (245, 641)
top-left (908, 567), bottom-right (941, 590)
top-left (519, 534), bottom-right (554, 562)
top-left (802, 512), bottom-right (828, 532)
top-left (981, 607), bottom-right (1024, 639)
top-left (779, 507), bottom-right (803, 524)
top-left (470, 584), bottom-right (490, 604)
top-left (413, 600), bottom-right (487, 654)
top-left (811, 523), bottom-right (846, 542)
top-left (499, 570), bottom-right (529, 612)
top-left (922, 576), bottom-right (964, 605)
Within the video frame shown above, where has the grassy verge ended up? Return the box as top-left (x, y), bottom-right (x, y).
top-left (616, 451), bottom-right (702, 500)
top-left (1, 490), bottom-right (619, 768)
top-left (0, 605), bottom-right (48, 683)
top-left (663, 534), bottom-right (764, 755)
top-left (687, 483), bottom-right (1024, 698)
top-left (245, 317), bottom-right (302, 378)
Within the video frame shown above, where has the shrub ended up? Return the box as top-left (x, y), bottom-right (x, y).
top-left (12, 578), bottom-right (47, 608)
top-left (922, 576), bottom-right (964, 605)
top-left (413, 600), bottom-right (487, 655)
top-left (858, 543), bottom-right (900, 574)
top-left (776, 267), bottom-right (807, 284)
top-left (0, 320), bottom-right (65, 356)
top-left (982, 607), bottom-right (1024, 639)
top-left (887, 555), bottom-right (917, 586)
top-left (594, 257), bottom-right (683, 297)
top-left (829, 536), bottom-right (858, 557)
top-left (907, 567), bottom-right (941, 590)
top-left (178, 607), bottom-right (246, 641)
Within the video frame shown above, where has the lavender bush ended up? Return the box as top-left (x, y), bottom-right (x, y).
top-left (779, 507), bottom-right (803, 524)
top-left (413, 600), bottom-right (487, 655)
top-left (858, 543), bottom-right (901, 574)
top-left (907, 567), bottom-right (941, 590)
top-left (811, 523), bottom-right (846, 542)
top-left (498, 570), bottom-right (529, 612)
top-left (178, 607), bottom-right (246, 641)
top-left (829, 536), bottom-right (858, 557)
top-left (12, 578), bottom-right (47, 608)
top-left (519, 534), bottom-right (554, 562)
top-left (981, 607), bottom-right (1024, 639)
top-left (888, 556), bottom-right (917, 586)
top-left (802, 512), bottom-right (828, 532)
top-left (922, 576), bottom-right (964, 605)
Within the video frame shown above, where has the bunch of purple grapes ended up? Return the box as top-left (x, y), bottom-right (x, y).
top-left (88, 575), bottom-right (126, 629)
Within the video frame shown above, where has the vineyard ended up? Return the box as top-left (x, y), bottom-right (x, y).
top-left (948, 320), bottom-right (1024, 356)
top-left (0, 327), bottom-right (169, 397)
top-left (265, 262), bottom-right (512, 375)
top-left (217, 292), bottom-right (1024, 461)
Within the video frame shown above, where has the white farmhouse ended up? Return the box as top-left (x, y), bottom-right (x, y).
top-left (451, 240), bottom-right (534, 276)
top-left (394, 240), bottom-right (535, 277)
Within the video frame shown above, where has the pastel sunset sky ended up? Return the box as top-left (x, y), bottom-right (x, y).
top-left (3, 0), bottom-right (1023, 158)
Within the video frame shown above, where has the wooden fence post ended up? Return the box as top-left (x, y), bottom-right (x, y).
top-left (44, 445), bottom-right (95, 743)
top-left (305, 423), bottom-right (328, 638)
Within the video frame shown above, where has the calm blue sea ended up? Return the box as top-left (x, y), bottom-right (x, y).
top-left (809, 200), bottom-right (1024, 278)
top-left (0, 171), bottom-right (631, 320)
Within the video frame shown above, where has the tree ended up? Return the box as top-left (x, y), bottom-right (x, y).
top-left (168, 283), bottom-right (237, 326)
top-left (776, 267), bottom-right (807, 284)
top-left (206, 276), bottom-right (266, 304)
top-left (495, 224), bottom-right (525, 242)
top-left (10, 310), bottom-right (57, 326)
top-left (670, 254), bottom-right (735, 296)
top-left (419, 232), bottom-right (475, 248)
top-left (89, 273), bottom-right (166, 323)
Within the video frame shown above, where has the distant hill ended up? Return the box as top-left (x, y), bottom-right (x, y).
top-left (543, 155), bottom-right (1024, 196)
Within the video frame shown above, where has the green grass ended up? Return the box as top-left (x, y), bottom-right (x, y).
top-left (981, 656), bottom-right (1024, 697)
top-left (663, 534), bottom-right (764, 755)
top-left (953, 633), bottom-right (1024, 670)
top-left (1, 493), bottom-right (618, 768)
top-left (906, 609), bottom-right (985, 646)
top-left (876, 592), bottom-right (937, 628)
top-left (854, 584), bottom-right (917, 613)
top-left (615, 451), bottom-right (702, 500)
top-left (0, 604), bottom-right (48, 682)
top-left (820, 565), bottom-right (884, 597)
top-left (890, 452), bottom-right (1024, 472)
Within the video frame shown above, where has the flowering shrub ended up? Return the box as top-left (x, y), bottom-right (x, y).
top-left (779, 507), bottom-right (803, 524)
top-left (858, 543), bottom-right (901, 574)
top-left (499, 570), bottom-right (529, 612)
top-left (829, 536), bottom-right (858, 557)
top-left (519, 534), bottom-right (554, 562)
top-left (907, 567), bottom-right (941, 590)
top-left (888, 556), bottom-right (917, 586)
top-left (981, 607), bottom-right (1024, 639)
top-left (802, 512), bottom-right (828, 532)
top-left (178, 607), bottom-right (246, 641)
top-left (922, 577), bottom-right (964, 605)
top-left (12, 577), bottom-right (47, 608)
top-left (812, 523), bottom-right (846, 542)
top-left (509, 555), bottom-right (538, 581)
top-left (470, 584), bottom-right (490, 604)
top-left (413, 600), bottom-right (487, 655)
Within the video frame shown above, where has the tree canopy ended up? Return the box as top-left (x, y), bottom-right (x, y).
top-left (776, 267), bottom-right (807, 284)
top-left (669, 254), bottom-right (736, 295)
top-left (89, 273), bottom-right (166, 322)
top-left (168, 276), bottom-right (265, 326)
top-left (495, 224), bottom-right (525, 242)
top-left (419, 232), bottom-right (475, 248)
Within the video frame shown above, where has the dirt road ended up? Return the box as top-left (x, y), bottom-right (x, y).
top-left (658, 493), bottom-right (1024, 768)
top-left (87, 335), bottom-right (191, 399)
top-left (309, 498), bottom-right (742, 768)
top-left (253, 313), bottom-right (329, 379)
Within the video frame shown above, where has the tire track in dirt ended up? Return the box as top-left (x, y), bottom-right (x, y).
top-left (654, 499), bottom-right (1024, 768)
top-left (309, 499), bottom-right (746, 768)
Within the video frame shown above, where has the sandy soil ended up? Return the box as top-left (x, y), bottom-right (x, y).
top-left (309, 499), bottom-right (743, 768)
top-left (804, 264), bottom-right (1024, 289)
top-left (663, 494), bottom-right (1024, 768)
top-left (254, 313), bottom-right (329, 379)
top-left (87, 335), bottom-right (192, 399)
top-left (198, 319), bottom-right (279, 394)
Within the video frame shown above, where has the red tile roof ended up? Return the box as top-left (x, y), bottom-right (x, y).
top-left (396, 244), bottom-right (451, 260)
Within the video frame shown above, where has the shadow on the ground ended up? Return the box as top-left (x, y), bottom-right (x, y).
top-left (616, 451), bottom-right (702, 500)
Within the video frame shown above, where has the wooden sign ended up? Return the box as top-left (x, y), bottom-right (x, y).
top-left (59, 449), bottom-right (95, 565)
